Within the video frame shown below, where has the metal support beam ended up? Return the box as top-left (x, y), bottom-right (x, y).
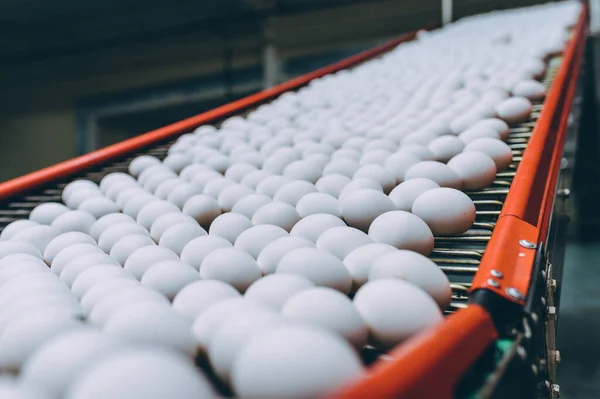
top-left (263, 18), bottom-right (281, 89)
top-left (442, 0), bottom-right (452, 26)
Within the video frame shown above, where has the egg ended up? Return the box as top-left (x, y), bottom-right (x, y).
top-left (0, 241), bottom-right (42, 260)
top-left (11, 225), bottom-right (57, 254)
top-left (245, 274), bottom-right (315, 310)
top-left (166, 184), bottom-right (203, 209)
top-left (99, 172), bottom-right (136, 193)
top-left (158, 224), bottom-right (207, 256)
top-left (512, 79), bottom-right (546, 100)
top-left (240, 171), bottom-right (272, 189)
top-left (142, 171), bottom-right (178, 193)
top-left (51, 244), bottom-right (104, 275)
top-left (105, 180), bottom-right (139, 202)
top-left (352, 165), bottom-right (396, 194)
top-left (353, 279), bottom-right (443, 348)
top-left (404, 161), bottom-right (462, 189)
top-left (231, 194), bottom-right (272, 219)
top-left (97, 222), bottom-right (149, 253)
top-left (190, 170), bottom-right (222, 189)
top-left (282, 287), bottom-right (367, 348)
top-left (123, 246), bottom-right (179, 279)
top-left (0, 298), bottom-right (83, 335)
top-left (178, 235), bottom-right (231, 270)
top-left (315, 174), bottom-right (352, 198)
top-left (464, 137), bottom-right (513, 170)
top-left (50, 211), bottom-right (96, 235)
top-left (283, 161), bottom-right (322, 183)
top-left (234, 225), bottom-right (288, 259)
top-left (340, 189), bottom-right (395, 232)
top-left (412, 187), bottom-right (476, 235)
top-left (172, 280), bottom-right (241, 320)
top-left (140, 260), bottom-right (200, 299)
top-left (315, 226), bottom-right (372, 260)
top-left (295, 192), bottom-right (342, 218)
top-left (289, 213), bottom-right (346, 242)
top-left (495, 96), bottom-right (533, 124)
top-left (399, 144), bottom-right (435, 160)
top-left (154, 178), bottom-right (184, 200)
top-left (203, 177), bottom-right (236, 198)
top-left (0, 254), bottom-right (43, 272)
top-left (63, 348), bottom-right (215, 399)
top-left (149, 212), bottom-right (197, 242)
top-left (368, 211), bottom-right (434, 255)
top-left (447, 151), bottom-right (497, 190)
top-left (276, 247), bottom-right (352, 294)
top-left (20, 329), bottom-right (123, 399)
top-left (89, 213), bottom-right (135, 241)
top-left (215, 184), bottom-right (253, 212)
top-left (204, 154), bottom-right (230, 173)
top-left (427, 136), bottom-right (465, 162)
top-left (29, 203), bottom-right (70, 225)
top-left (181, 194), bottom-right (222, 228)
top-left (388, 178), bottom-right (440, 211)
top-left (383, 151), bottom-right (422, 184)
top-left (88, 288), bottom-right (169, 326)
top-left (128, 155), bottom-right (161, 177)
top-left (0, 220), bottom-right (39, 241)
top-left (369, 250), bottom-right (451, 308)
top-left (200, 248), bottom-right (261, 293)
top-left (231, 325), bottom-right (363, 399)
top-left (472, 118), bottom-right (511, 140)
top-left (272, 181), bottom-right (318, 206)
top-left (64, 189), bottom-right (103, 210)
top-left (255, 236), bottom-right (315, 275)
top-left (136, 200), bottom-right (180, 230)
top-left (322, 159), bottom-right (360, 178)
top-left (252, 202), bottom-right (301, 232)
top-left (343, 243), bottom-right (398, 290)
top-left (60, 256), bottom-right (119, 287)
top-left (255, 175), bottom-right (291, 198)
top-left (458, 125), bottom-right (501, 144)
top-left (80, 280), bottom-right (143, 313)
top-left (338, 178), bottom-right (383, 200)
top-left (71, 265), bottom-right (134, 298)
top-left (122, 194), bottom-right (157, 219)
top-left (104, 302), bottom-right (195, 356)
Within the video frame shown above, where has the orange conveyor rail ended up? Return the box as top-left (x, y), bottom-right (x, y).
top-left (0, 4), bottom-right (589, 398)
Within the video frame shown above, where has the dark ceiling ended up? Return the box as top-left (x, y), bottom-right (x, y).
top-left (0, 0), bottom-right (379, 65)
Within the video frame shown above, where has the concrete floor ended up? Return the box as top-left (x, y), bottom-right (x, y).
top-left (556, 240), bottom-right (600, 398)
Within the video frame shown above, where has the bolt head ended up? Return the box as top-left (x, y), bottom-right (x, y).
top-left (519, 239), bottom-right (537, 249)
top-left (487, 278), bottom-right (500, 288)
top-left (490, 269), bottom-right (504, 279)
top-left (506, 287), bottom-right (525, 301)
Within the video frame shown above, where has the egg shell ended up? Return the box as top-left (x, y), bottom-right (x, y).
top-left (315, 174), bottom-right (352, 198)
top-left (61, 180), bottom-right (99, 204)
top-left (154, 178), bottom-right (184, 200)
top-left (43, 232), bottom-right (96, 264)
top-left (0, 220), bottom-right (39, 241)
top-left (447, 152), bottom-right (497, 190)
top-left (427, 136), bottom-right (465, 163)
top-left (140, 260), bottom-right (200, 300)
top-left (339, 189), bottom-right (395, 232)
top-left (463, 138), bottom-right (513, 171)
top-left (411, 188), bottom-right (476, 235)
top-left (234, 225), bottom-right (288, 259)
top-left (0, 297), bottom-right (82, 334)
top-left (352, 165), bottom-right (396, 194)
top-left (399, 144), bottom-right (435, 161)
top-left (283, 161), bottom-right (322, 184)
top-left (0, 254), bottom-right (44, 272)
top-left (189, 170), bottom-right (222, 189)
top-left (369, 250), bottom-right (452, 309)
top-left (149, 212), bottom-right (197, 242)
top-left (166, 184), bottom-right (203, 209)
top-left (255, 175), bottom-right (291, 198)
top-left (472, 118), bottom-right (511, 140)
top-left (245, 274), bottom-right (315, 310)
top-left (123, 245), bottom-right (179, 280)
top-left (256, 236), bottom-right (315, 275)
top-left (108, 234), bottom-right (155, 266)
top-left (225, 163), bottom-right (258, 182)
top-left (80, 279), bottom-right (143, 312)
top-left (383, 152), bottom-right (422, 184)
top-left (182, 195), bottom-right (222, 228)
top-left (122, 194), bottom-right (157, 219)
top-left (89, 213), bottom-right (136, 241)
top-left (51, 244), bottom-right (105, 275)
top-left (240, 171), bottom-right (272, 190)
top-left (353, 279), bottom-right (443, 348)
top-left (179, 235), bottom-right (231, 271)
top-left (29, 203), bottom-right (70, 225)
top-left (289, 213), bottom-right (346, 243)
top-left (71, 265), bottom-right (134, 298)
top-left (208, 213), bottom-right (253, 244)
top-left (343, 243), bottom-right (398, 290)
top-left (158, 224), bottom-right (207, 256)
top-left (316, 226), bottom-right (372, 260)
top-left (203, 178), bottom-right (236, 198)
top-left (273, 181), bottom-right (318, 206)
top-left (142, 171), bottom-right (178, 193)
top-left (136, 201), bottom-right (180, 230)
top-left (404, 161), bottom-right (462, 189)
top-left (231, 325), bottom-right (363, 399)
top-left (388, 178), bottom-right (440, 212)
top-left (231, 194), bottom-right (272, 219)
top-left (458, 126), bottom-right (501, 144)
top-left (128, 155), bottom-right (161, 177)
top-left (200, 248), bottom-right (261, 293)
top-left (98, 222), bottom-right (149, 253)
top-left (105, 180), bottom-right (139, 202)
top-left (512, 79), bottom-right (546, 100)
top-left (88, 288), bottom-right (169, 326)
top-left (322, 159), bottom-right (360, 177)
top-left (276, 247), bottom-right (352, 294)
top-left (338, 178), bottom-right (383, 201)
top-left (11, 225), bottom-right (57, 254)
top-left (172, 280), bottom-right (241, 320)
top-left (50, 211), bottom-right (96, 235)
top-left (251, 202), bottom-right (301, 232)
top-left (0, 241), bottom-right (42, 260)
top-left (368, 211), bottom-right (434, 255)
top-left (295, 192), bottom-right (342, 219)
top-left (63, 348), bottom-right (215, 399)
top-left (60, 257), bottom-right (120, 288)
top-left (64, 190), bottom-right (103, 210)
top-left (495, 96), bottom-right (533, 124)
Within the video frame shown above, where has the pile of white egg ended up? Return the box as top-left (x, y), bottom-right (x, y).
top-left (0, 2), bottom-right (580, 398)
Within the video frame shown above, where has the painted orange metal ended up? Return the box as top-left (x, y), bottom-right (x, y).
top-left (470, 4), bottom-right (588, 304)
top-left (327, 305), bottom-right (498, 399)
top-left (0, 31), bottom-right (417, 202)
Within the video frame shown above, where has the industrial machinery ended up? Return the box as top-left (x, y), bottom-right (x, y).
top-left (0, 3), bottom-right (588, 398)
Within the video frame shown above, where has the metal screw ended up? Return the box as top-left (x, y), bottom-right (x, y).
top-left (557, 188), bottom-right (570, 198)
top-left (551, 279), bottom-right (558, 292)
top-left (507, 287), bottom-right (525, 301)
top-left (552, 384), bottom-right (560, 398)
top-left (519, 239), bottom-right (537, 249)
top-left (487, 278), bottom-right (500, 288)
top-left (490, 269), bottom-right (504, 279)
top-left (548, 306), bottom-right (557, 319)
top-left (555, 350), bottom-right (561, 364)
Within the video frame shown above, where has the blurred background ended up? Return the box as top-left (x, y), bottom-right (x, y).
top-left (0, 0), bottom-right (548, 183)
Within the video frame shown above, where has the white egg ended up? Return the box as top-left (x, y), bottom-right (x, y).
top-left (71, 265), bottom-right (134, 298)
top-left (388, 178), bottom-right (440, 211)
top-left (0, 241), bottom-right (42, 260)
top-left (62, 180), bottom-right (99, 204)
top-left (252, 202), bottom-right (301, 232)
top-left (273, 181), bottom-right (318, 206)
top-left (340, 189), bottom-right (395, 232)
top-left (123, 246), bottom-right (179, 279)
top-left (404, 161), bottom-right (462, 189)
top-left (224, 163), bottom-right (258, 182)
top-left (182, 194), bottom-right (222, 228)
top-left (217, 184), bottom-right (254, 212)
top-left (11, 225), bottom-right (57, 254)
top-left (29, 203), bottom-right (70, 225)
top-left (353, 165), bottom-right (396, 194)
top-left (353, 279), bottom-right (443, 348)
top-left (64, 190), bottom-right (103, 210)
top-left (464, 137), bottom-right (513, 170)
top-left (495, 96), bottom-right (533, 124)
top-left (295, 192), bottom-right (342, 218)
top-left (0, 254), bottom-right (43, 272)
top-left (276, 247), bottom-right (352, 294)
top-left (128, 155), bottom-right (161, 177)
top-left (136, 200), bottom-right (180, 230)
top-left (399, 144), bottom-right (435, 160)
top-left (142, 171), bottom-right (178, 193)
top-left (427, 136), bottom-right (465, 162)
top-left (458, 125), bottom-right (501, 144)
top-left (343, 243), bottom-right (398, 290)
top-left (256, 236), bottom-right (315, 275)
top-left (166, 184), bottom-right (203, 209)
top-left (448, 151), bottom-right (497, 190)
top-left (315, 174), bottom-right (352, 198)
top-left (154, 178), bottom-right (184, 200)
top-left (315, 226), bottom-right (372, 260)
top-left (240, 171), bottom-right (272, 189)
top-left (200, 248), bottom-right (261, 293)
top-left (99, 172), bottom-right (136, 194)
top-left (322, 158), bottom-right (360, 177)
top-left (61, 256), bottom-right (119, 287)
top-left (234, 225), bottom-right (288, 259)
top-left (98, 222), bottom-right (149, 253)
top-left (51, 244), bottom-right (104, 275)
top-left (283, 161), bottom-right (322, 183)
top-left (80, 279), bottom-right (143, 312)
top-left (172, 280), bottom-right (241, 320)
top-left (231, 325), bottom-right (363, 399)
top-left (338, 178), bottom-right (383, 201)
top-left (140, 260), bottom-right (200, 300)
top-left (105, 180), bottom-right (139, 202)
top-left (0, 220), bottom-right (39, 241)
top-left (0, 260), bottom-right (49, 286)
top-left (412, 187), bottom-right (476, 235)
top-left (512, 79), bottom-right (545, 100)
top-left (384, 152), bottom-right (422, 184)
top-left (50, 211), bottom-right (96, 235)
top-left (231, 194), bottom-right (272, 219)
top-left (89, 213), bottom-right (135, 241)
top-left (245, 274), bottom-right (315, 310)
top-left (63, 348), bottom-right (215, 399)
top-left (43, 232), bottom-right (96, 264)
top-left (149, 212), bottom-right (197, 242)
top-left (255, 175), bottom-right (291, 198)
top-left (359, 150), bottom-right (391, 166)
top-left (122, 194), bottom-right (157, 219)
top-left (368, 211), bottom-right (434, 255)
top-left (204, 154), bottom-right (230, 173)
top-left (369, 250), bottom-right (451, 309)
top-left (158, 224), bottom-right (207, 256)
top-left (471, 118), bottom-right (510, 140)
top-left (203, 177), bottom-right (236, 198)
top-left (207, 213), bottom-right (252, 244)
top-left (189, 170), bottom-right (222, 189)
top-left (289, 213), bottom-right (346, 242)
top-left (88, 288), bottom-right (169, 326)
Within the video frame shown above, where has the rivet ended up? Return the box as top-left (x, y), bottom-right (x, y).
top-left (507, 287), bottom-right (525, 301)
top-left (487, 278), bottom-right (500, 288)
top-left (490, 269), bottom-right (504, 279)
top-left (519, 239), bottom-right (537, 249)
top-left (551, 384), bottom-right (560, 398)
